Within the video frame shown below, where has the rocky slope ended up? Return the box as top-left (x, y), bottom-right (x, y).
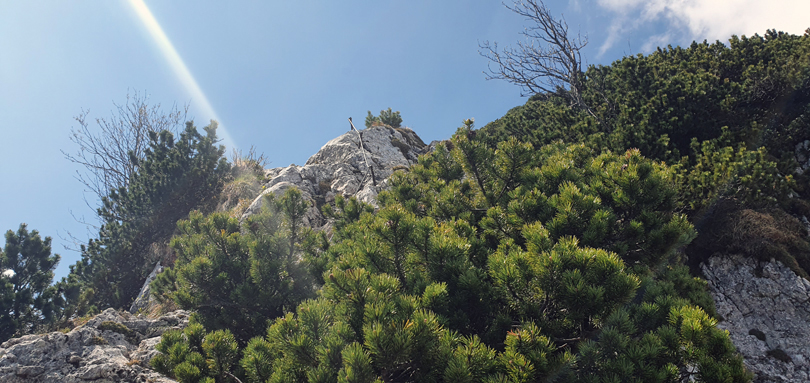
top-left (0, 309), bottom-right (189, 382)
top-left (241, 124), bottom-right (431, 229)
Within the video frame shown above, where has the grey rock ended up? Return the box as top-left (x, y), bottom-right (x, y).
top-left (242, 125), bottom-right (428, 230)
top-left (129, 262), bottom-right (163, 314)
top-left (0, 308), bottom-right (188, 382)
top-left (702, 255), bottom-right (810, 382)
top-left (795, 140), bottom-right (810, 175)
top-left (15, 366), bottom-right (43, 378)
top-left (131, 337), bottom-right (162, 366)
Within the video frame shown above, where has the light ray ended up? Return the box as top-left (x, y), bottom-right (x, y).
top-left (127, 0), bottom-right (236, 150)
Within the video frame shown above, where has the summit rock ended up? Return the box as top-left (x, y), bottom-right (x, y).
top-left (241, 125), bottom-right (430, 229)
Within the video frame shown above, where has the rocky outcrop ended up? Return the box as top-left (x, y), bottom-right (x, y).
top-left (0, 309), bottom-right (189, 382)
top-left (702, 255), bottom-right (810, 382)
top-left (241, 125), bottom-right (429, 229)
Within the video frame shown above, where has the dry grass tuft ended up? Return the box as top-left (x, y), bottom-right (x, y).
top-left (219, 146), bottom-right (268, 213)
top-left (688, 199), bottom-right (810, 279)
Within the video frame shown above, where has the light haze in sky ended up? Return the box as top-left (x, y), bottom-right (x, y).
top-left (1, 0), bottom-right (807, 280)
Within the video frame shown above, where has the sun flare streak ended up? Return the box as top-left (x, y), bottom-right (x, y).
top-left (127, 0), bottom-right (236, 150)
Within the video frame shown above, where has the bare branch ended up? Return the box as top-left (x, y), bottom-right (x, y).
top-left (480, 0), bottom-right (598, 120)
top-left (62, 91), bottom-right (188, 222)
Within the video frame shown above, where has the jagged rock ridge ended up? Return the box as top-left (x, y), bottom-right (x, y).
top-left (241, 125), bottom-right (431, 229)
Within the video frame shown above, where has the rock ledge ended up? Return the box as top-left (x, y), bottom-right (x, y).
top-left (0, 308), bottom-right (189, 382)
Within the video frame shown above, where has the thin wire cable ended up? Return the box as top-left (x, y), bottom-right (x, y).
top-left (348, 118), bottom-right (373, 180)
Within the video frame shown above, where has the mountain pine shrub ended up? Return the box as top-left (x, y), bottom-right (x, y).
top-left (149, 126), bottom-right (747, 382)
top-left (0, 225), bottom-right (62, 341)
top-left (365, 108), bottom-right (403, 129)
top-left (151, 188), bottom-right (316, 343)
top-left (62, 121), bottom-right (230, 314)
top-left (479, 30), bottom-right (810, 211)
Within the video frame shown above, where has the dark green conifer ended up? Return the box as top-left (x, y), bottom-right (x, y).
top-left (152, 188), bottom-right (315, 343)
top-left (63, 121), bottom-right (229, 313)
top-left (365, 108), bottom-right (403, 129)
top-left (0, 224), bottom-right (61, 341)
top-left (145, 28), bottom-right (810, 383)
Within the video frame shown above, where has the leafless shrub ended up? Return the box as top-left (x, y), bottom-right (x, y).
top-left (480, 0), bottom-right (600, 121)
top-left (62, 91), bottom-right (187, 207)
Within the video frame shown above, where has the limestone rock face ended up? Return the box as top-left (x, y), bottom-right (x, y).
top-left (129, 262), bottom-right (163, 314)
top-left (241, 125), bottom-right (428, 229)
top-left (702, 255), bottom-right (810, 382)
top-left (0, 308), bottom-right (189, 382)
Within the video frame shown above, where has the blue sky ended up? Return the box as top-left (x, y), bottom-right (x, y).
top-left (1, 0), bottom-right (807, 280)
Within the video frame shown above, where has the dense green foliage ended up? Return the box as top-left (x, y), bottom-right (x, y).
top-left (673, 137), bottom-right (795, 210)
top-left (152, 319), bottom-right (241, 383)
top-left (241, 129), bottom-right (743, 383)
top-left (0, 224), bottom-right (61, 342)
top-left (152, 188), bottom-right (315, 343)
top-left (153, 130), bottom-right (748, 382)
top-left (480, 30), bottom-right (809, 211)
top-left (61, 122), bottom-right (230, 314)
top-left (119, 30), bottom-right (810, 383)
top-left (365, 108), bottom-right (403, 129)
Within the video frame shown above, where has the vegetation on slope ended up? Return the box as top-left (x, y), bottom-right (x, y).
top-left (58, 121), bottom-right (231, 317)
top-left (481, 30), bottom-right (810, 166)
top-left (151, 188), bottom-right (315, 343)
top-left (148, 29), bottom-right (810, 383)
top-left (152, 127), bottom-right (751, 382)
top-left (480, 29), bottom-right (810, 275)
top-left (0, 225), bottom-right (61, 342)
top-left (3, 12), bottom-right (809, 383)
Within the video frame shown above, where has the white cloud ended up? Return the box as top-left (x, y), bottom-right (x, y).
top-left (596, 0), bottom-right (810, 55)
top-left (641, 32), bottom-right (675, 53)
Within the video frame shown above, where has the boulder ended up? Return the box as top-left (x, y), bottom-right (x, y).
top-left (0, 308), bottom-right (189, 382)
top-left (702, 255), bottom-right (810, 382)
